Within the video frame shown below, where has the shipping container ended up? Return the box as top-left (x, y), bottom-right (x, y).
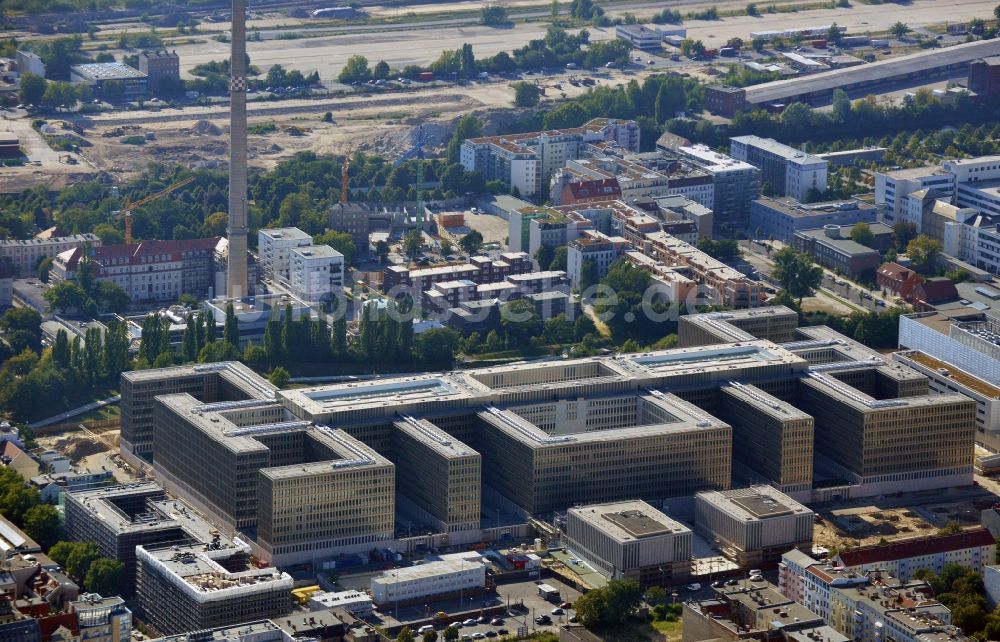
top-left (811, 39), bottom-right (827, 48)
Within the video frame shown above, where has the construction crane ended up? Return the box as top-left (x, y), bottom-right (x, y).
top-left (393, 126), bottom-right (427, 224)
top-left (341, 146), bottom-right (352, 205)
top-left (117, 177), bottom-right (195, 244)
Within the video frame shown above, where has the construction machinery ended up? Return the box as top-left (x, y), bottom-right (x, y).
top-left (116, 176), bottom-right (195, 244)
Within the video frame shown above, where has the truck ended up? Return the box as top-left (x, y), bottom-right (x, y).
top-left (418, 71), bottom-right (434, 81)
top-left (811, 39), bottom-right (827, 48)
top-left (870, 39), bottom-right (890, 48)
top-left (538, 584), bottom-right (560, 602)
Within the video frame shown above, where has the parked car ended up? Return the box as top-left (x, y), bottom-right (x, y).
top-left (551, 608), bottom-right (564, 615)
top-left (559, 602), bottom-right (572, 609)
top-left (686, 583), bottom-right (702, 591)
top-left (463, 619), bottom-right (478, 626)
top-left (419, 626), bottom-right (435, 634)
top-left (497, 630), bottom-right (509, 636)
top-left (491, 619), bottom-right (504, 626)
top-left (478, 616), bottom-right (490, 624)
top-left (485, 631), bottom-right (498, 638)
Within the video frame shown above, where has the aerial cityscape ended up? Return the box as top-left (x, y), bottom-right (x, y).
top-left (3, 1), bottom-right (1000, 642)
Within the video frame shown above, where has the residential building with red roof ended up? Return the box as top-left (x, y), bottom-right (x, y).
top-left (913, 277), bottom-right (960, 311)
top-left (877, 262), bottom-right (923, 300)
top-left (50, 237), bottom-right (222, 303)
top-left (831, 528), bottom-right (995, 581)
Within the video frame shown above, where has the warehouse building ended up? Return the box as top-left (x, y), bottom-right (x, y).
top-left (70, 62), bottom-right (147, 97)
top-left (704, 39), bottom-right (1000, 116)
top-left (566, 500), bottom-right (692, 585)
top-left (135, 542), bottom-right (292, 636)
top-left (694, 486), bottom-right (814, 566)
top-left (370, 552), bottom-right (486, 605)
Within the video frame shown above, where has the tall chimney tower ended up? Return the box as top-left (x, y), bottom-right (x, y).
top-left (226, 0), bottom-right (249, 300)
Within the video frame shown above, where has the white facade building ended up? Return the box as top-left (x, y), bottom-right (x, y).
top-left (370, 553), bottom-right (486, 605)
top-left (307, 590), bottom-right (373, 616)
top-left (289, 245), bottom-right (345, 303)
top-left (730, 136), bottom-right (828, 203)
top-left (258, 227), bottom-right (312, 282)
top-left (0, 233), bottom-right (100, 276)
top-left (694, 486), bottom-right (813, 566)
top-left (565, 500), bottom-right (693, 584)
top-left (874, 165), bottom-right (956, 225)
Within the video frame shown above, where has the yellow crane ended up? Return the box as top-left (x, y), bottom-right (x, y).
top-left (118, 176), bottom-right (196, 244)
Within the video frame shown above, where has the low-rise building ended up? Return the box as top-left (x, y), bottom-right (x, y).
top-left (72, 594), bottom-right (132, 642)
top-left (749, 197), bottom-right (876, 243)
top-left (565, 500), bottom-right (693, 585)
top-left (370, 553), bottom-right (486, 605)
top-left (615, 24), bottom-right (664, 50)
top-left (969, 56), bottom-right (1000, 97)
top-left (69, 62), bottom-right (147, 96)
top-left (791, 226), bottom-right (881, 279)
top-left (307, 590), bottom-right (373, 616)
top-left (877, 262), bottom-right (924, 300)
top-left (694, 486), bottom-right (813, 566)
top-left (137, 50), bottom-right (179, 93)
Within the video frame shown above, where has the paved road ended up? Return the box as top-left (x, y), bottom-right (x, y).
top-left (29, 395), bottom-right (121, 429)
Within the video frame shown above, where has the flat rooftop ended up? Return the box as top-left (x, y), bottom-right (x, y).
top-left (698, 486), bottom-right (809, 520)
top-left (260, 227), bottom-right (313, 241)
top-left (732, 136), bottom-right (827, 166)
top-left (290, 244), bottom-right (344, 260)
top-left (140, 543), bottom-right (291, 595)
top-left (895, 350), bottom-right (1000, 399)
top-left (679, 145), bottom-right (757, 172)
top-left (394, 416), bottom-right (478, 459)
top-left (754, 196), bottom-right (874, 218)
top-left (284, 374), bottom-right (478, 417)
top-left (123, 361), bottom-right (277, 399)
top-left (570, 500), bottom-right (689, 541)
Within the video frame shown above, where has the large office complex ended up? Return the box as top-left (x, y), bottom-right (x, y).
top-left (694, 486), bottom-right (813, 565)
top-left (566, 500), bottom-right (693, 585)
top-left (460, 119), bottom-right (640, 198)
top-left (121, 307), bottom-right (977, 566)
top-left (731, 137), bottom-right (829, 203)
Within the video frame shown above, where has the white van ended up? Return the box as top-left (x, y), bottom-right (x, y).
top-left (419, 626), bottom-right (436, 634)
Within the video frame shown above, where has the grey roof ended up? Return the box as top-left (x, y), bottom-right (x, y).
top-left (745, 39), bottom-right (1000, 104)
top-left (71, 62), bottom-right (147, 81)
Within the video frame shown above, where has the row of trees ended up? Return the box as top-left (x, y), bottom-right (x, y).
top-left (0, 467), bottom-right (60, 549)
top-left (49, 541), bottom-right (125, 598)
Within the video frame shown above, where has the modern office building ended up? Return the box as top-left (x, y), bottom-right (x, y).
top-left (63, 482), bottom-right (232, 591)
top-left (749, 197), bottom-right (876, 242)
top-left (460, 118), bottom-right (640, 198)
top-left (135, 542), bottom-right (292, 636)
top-left (0, 233), bottom-right (100, 276)
top-left (615, 24), bottom-right (665, 50)
top-left (565, 500), bottom-right (693, 585)
top-left (137, 50), bottom-right (179, 92)
top-left (875, 165), bottom-right (956, 225)
top-left (474, 392), bottom-right (733, 514)
top-left (69, 62), bottom-right (147, 96)
top-left (899, 310), bottom-right (1000, 385)
top-left (679, 307), bottom-right (800, 347)
top-left (694, 486), bottom-right (813, 565)
top-left (731, 137), bottom-right (829, 203)
top-left (391, 416), bottom-right (481, 535)
top-left (119, 361), bottom-right (277, 464)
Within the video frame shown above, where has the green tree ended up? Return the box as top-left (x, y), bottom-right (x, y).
top-left (440, 239), bottom-right (454, 256)
top-left (269, 366), bottom-right (291, 388)
top-left (889, 21), bottom-right (911, 39)
top-left (893, 220), bottom-right (918, 252)
top-left (535, 245), bottom-right (555, 271)
top-left (224, 302), bottom-right (239, 347)
top-left (446, 115), bottom-right (483, 164)
top-left (414, 327), bottom-right (459, 364)
top-left (397, 626), bottom-right (415, 642)
top-left (850, 222), bottom-right (876, 248)
top-left (19, 72), bottom-right (47, 106)
top-left (84, 558), bottom-right (125, 596)
top-left (578, 258), bottom-right (599, 292)
top-left (443, 627), bottom-right (459, 642)
top-left (2, 307), bottom-right (42, 351)
top-left (198, 339), bottom-right (240, 363)
top-left (422, 631), bottom-right (439, 642)
top-left (746, 3), bottom-right (758, 16)
top-left (43, 281), bottom-right (91, 313)
top-left (314, 230), bottom-right (358, 265)
top-left (906, 234), bottom-right (942, 271)
top-left (403, 230), bottom-right (424, 258)
top-left (373, 60), bottom-right (391, 80)
top-left (459, 230), bottom-right (484, 255)
top-left (101, 79), bottom-right (125, 102)
top-left (574, 579), bottom-right (644, 628)
top-left (550, 246), bottom-right (568, 271)
top-left (339, 55), bottom-right (371, 83)
top-left (646, 586), bottom-right (667, 605)
top-left (501, 299), bottom-right (542, 350)
top-left (22, 504), bottom-right (61, 549)
top-left (513, 81), bottom-right (541, 107)
top-left (772, 247), bottom-right (823, 306)
top-left (480, 4), bottom-right (510, 26)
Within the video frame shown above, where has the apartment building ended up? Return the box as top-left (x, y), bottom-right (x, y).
top-left (566, 500), bottom-right (693, 585)
top-left (0, 233), bottom-right (100, 276)
top-left (383, 253), bottom-right (531, 300)
top-left (72, 594), bottom-right (132, 642)
top-left (460, 118), bottom-right (640, 197)
top-left (731, 137), bottom-right (829, 202)
top-left (694, 486), bottom-right (814, 566)
top-left (876, 165), bottom-right (957, 225)
top-left (288, 244), bottom-right (345, 302)
top-left (750, 197), bottom-right (877, 242)
top-left (258, 227), bottom-right (312, 282)
top-left (135, 542), bottom-right (292, 636)
top-left (51, 237), bottom-right (221, 303)
top-left (677, 144), bottom-right (761, 232)
top-left (833, 529), bottom-right (996, 581)
top-left (566, 233), bottom-right (628, 288)
top-left (644, 231), bottom-right (762, 309)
